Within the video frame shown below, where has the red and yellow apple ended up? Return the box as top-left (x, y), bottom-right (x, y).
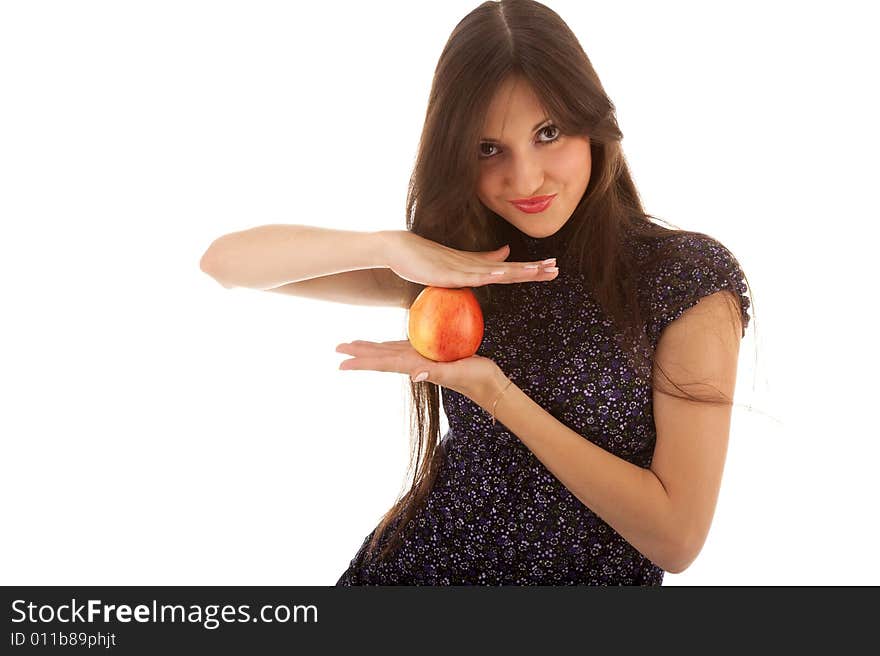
top-left (407, 286), bottom-right (484, 362)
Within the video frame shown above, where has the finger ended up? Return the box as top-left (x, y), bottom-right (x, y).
top-left (337, 340), bottom-right (386, 351)
top-left (516, 258), bottom-right (558, 278)
top-left (338, 340), bottom-right (408, 353)
top-left (336, 342), bottom-right (376, 356)
top-left (349, 340), bottom-right (411, 347)
top-left (383, 340), bottom-right (413, 348)
top-left (480, 263), bottom-right (559, 284)
top-left (336, 343), bottom-right (381, 357)
top-left (489, 257), bottom-right (556, 274)
top-left (481, 244), bottom-right (511, 261)
top-left (338, 356), bottom-right (400, 373)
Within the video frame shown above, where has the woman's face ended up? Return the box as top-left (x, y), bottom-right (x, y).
top-left (476, 76), bottom-right (592, 238)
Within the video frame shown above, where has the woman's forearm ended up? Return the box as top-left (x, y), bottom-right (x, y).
top-left (472, 368), bottom-right (688, 573)
top-left (199, 224), bottom-right (390, 290)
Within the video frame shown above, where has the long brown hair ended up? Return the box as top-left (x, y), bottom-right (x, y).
top-left (359, 0), bottom-right (756, 565)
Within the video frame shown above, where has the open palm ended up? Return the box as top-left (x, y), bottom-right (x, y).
top-left (335, 339), bottom-right (497, 400)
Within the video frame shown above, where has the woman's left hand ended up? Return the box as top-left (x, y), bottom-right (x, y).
top-left (335, 339), bottom-right (506, 408)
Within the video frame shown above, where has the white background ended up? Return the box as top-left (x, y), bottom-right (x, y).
top-left (2, 1), bottom-right (877, 586)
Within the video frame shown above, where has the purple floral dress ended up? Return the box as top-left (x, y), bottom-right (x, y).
top-left (336, 221), bottom-right (750, 585)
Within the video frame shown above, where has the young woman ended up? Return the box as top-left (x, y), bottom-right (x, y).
top-left (200, 0), bottom-right (752, 585)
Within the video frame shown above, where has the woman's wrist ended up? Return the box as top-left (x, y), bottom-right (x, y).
top-left (475, 364), bottom-right (512, 414)
top-left (372, 229), bottom-right (403, 268)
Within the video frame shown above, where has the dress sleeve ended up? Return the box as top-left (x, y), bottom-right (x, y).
top-left (640, 234), bottom-right (751, 346)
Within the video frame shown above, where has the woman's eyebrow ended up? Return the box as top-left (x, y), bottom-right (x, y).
top-left (481, 117), bottom-right (552, 144)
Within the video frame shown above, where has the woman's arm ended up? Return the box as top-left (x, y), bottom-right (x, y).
top-left (199, 224), bottom-right (389, 290)
top-left (475, 368), bottom-right (685, 573)
top-left (472, 290), bottom-right (742, 574)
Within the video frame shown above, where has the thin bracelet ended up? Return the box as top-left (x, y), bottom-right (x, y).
top-left (491, 379), bottom-right (514, 425)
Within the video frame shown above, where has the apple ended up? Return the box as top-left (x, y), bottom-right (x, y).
top-left (407, 286), bottom-right (485, 362)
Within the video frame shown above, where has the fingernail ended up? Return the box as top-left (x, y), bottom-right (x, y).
top-left (541, 258), bottom-right (556, 265)
top-left (412, 371), bottom-right (429, 382)
top-left (544, 266), bottom-right (559, 273)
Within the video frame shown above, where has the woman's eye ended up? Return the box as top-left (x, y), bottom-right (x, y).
top-left (539, 125), bottom-right (560, 141)
top-left (479, 124), bottom-right (561, 160)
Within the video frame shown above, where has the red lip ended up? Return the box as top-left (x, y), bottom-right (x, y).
top-left (510, 194), bottom-right (557, 213)
top-left (510, 194), bottom-right (556, 204)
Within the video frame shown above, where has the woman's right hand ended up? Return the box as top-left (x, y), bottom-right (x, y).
top-left (380, 230), bottom-right (559, 289)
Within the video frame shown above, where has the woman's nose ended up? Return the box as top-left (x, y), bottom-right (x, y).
top-left (506, 154), bottom-right (544, 197)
